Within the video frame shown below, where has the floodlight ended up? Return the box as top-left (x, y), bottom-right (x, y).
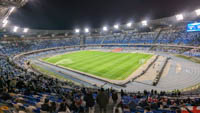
top-left (127, 22), bottom-right (132, 27)
top-left (141, 20), bottom-right (147, 26)
top-left (85, 28), bottom-right (89, 33)
top-left (23, 28), bottom-right (29, 33)
top-left (103, 26), bottom-right (108, 31)
top-left (75, 29), bottom-right (80, 33)
top-left (176, 14), bottom-right (183, 21)
top-left (13, 26), bottom-right (18, 32)
top-left (195, 9), bottom-right (200, 16)
top-left (114, 24), bottom-right (119, 29)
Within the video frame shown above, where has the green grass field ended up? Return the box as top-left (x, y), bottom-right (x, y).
top-left (42, 51), bottom-right (153, 80)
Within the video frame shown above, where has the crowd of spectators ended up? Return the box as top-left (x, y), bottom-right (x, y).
top-left (84, 27), bottom-right (200, 46)
top-left (0, 54), bottom-right (200, 113)
top-left (0, 26), bottom-right (199, 57)
top-left (0, 37), bottom-right (80, 55)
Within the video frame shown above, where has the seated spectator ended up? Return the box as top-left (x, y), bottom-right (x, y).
top-left (123, 105), bottom-right (131, 112)
top-left (58, 100), bottom-right (71, 113)
top-left (0, 88), bottom-right (12, 100)
top-left (129, 100), bottom-right (137, 111)
top-left (144, 107), bottom-right (153, 113)
top-left (70, 97), bottom-right (84, 113)
top-left (176, 109), bottom-right (182, 113)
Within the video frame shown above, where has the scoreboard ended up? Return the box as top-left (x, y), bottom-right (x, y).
top-left (187, 22), bottom-right (200, 32)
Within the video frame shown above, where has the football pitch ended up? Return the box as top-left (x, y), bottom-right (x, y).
top-left (42, 51), bottom-right (153, 80)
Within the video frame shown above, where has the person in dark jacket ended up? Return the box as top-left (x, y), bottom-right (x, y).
top-left (112, 91), bottom-right (118, 106)
top-left (16, 80), bottom-right (26, 89)
top-left (96, 88), bottom-right (109, 113)
top-left (41, 99), bottom-right (50, 112)
top-left (0, 77), bottom-right (5, 93)
top-left (121, 89), bottom-right (124, 97)
top-left (84, 90), bottom-right (95, 113)
top-left (50, 102), bottom-right (57, 113)
top-left (0, 88), bottom-right (12, 101)
top-left (58, 100), bottom-right (71, 113)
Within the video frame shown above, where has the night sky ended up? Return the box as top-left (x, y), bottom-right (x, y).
top-left (9, 0), bottom-right (200, 30)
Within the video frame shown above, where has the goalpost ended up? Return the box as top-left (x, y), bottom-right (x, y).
top-left (139, 59), bottom-right (145, 64)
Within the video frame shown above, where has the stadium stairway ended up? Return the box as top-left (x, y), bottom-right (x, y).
top-left (153, 28), bottom-right (163, 44)
top-left (150, 28), bottom-right (163, 50)
top-left (100, 36), bottom-right (107, 44)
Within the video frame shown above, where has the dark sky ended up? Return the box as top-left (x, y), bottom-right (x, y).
top-left (9, 0), bottom-right (200, 30)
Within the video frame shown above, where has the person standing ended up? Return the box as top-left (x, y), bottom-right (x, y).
top-left (0, 77), bottom-right (5, 93)
top-left (84, 90), bottom-right (95, 113)
top-left (112, 91), bottom-right (118, 106)
top-left (96, 88), bottom-right (109, 113)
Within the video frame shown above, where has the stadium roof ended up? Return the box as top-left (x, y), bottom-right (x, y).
top-left (2, 9), bottom-right (200, 36)
top-left (9, 0), bottom-right (200, 29)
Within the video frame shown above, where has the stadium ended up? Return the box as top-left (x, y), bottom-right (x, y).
top-left (0, 0), bottom-right (200, 113)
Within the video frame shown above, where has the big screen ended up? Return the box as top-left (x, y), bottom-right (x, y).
top-left (187, 22), bottom-right (200, 32)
